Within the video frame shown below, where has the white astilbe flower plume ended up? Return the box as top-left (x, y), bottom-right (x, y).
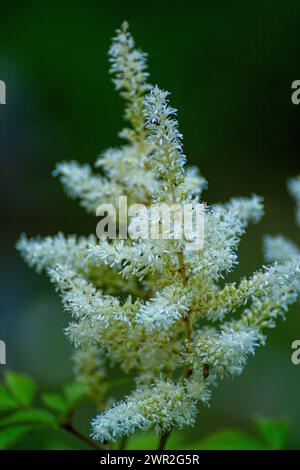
top-left (264, 176), bottom-right (300, 271)
top-left (88, 239), bottom-right (170, 279)
top-left (288, 176), bottom-right (300, 226)
top-left (108, 21), bottom-right (151, 142)
top-left (53, 161), bottom-right (120, 214)
top-left (17, 23), bottom-right (300, 445)
top-left (136, 284), bottom-right (192, 332)
top-left (264, 235), bottom-right (300, 263)
top-left (144, 86), bottom-right (186, 198)
top-left (191, 324), bottom-right (259, 378)
top-left (17, 232), bottom-right (96, 273)
top-left (92, 380), bottom-right (208, 442)
top-left (224, 194), bottom-right (264, 226)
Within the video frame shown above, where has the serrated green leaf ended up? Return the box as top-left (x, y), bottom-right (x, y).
top-left (0, 408), bottom-right (58, 429)
top-left (4, 370), bottom-right (37, 407)
top-left (0, 424), bottom-right (37, 450)
top-left (63, 382), bottom-right (88, 410)
top-left (41, 393), bottom-right (67, 416)
top-left (184, 429), bottom-right (264, 450)
top-left (253, 417), bottom-right (289, 450)
top-left (0, 385), bottom-right (19, 412)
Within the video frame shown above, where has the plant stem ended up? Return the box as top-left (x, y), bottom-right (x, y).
top-left (177, 251), bottom-right (187, 285)
top-left (177, 250), bottom-right (192, 345)
top-left (158, 430), bottom-right (171, 450)
top-left (119, 435), bottom-right (128, 450)
top-left (183, 315), bottom-right (191, 340)
top-left (61, 422), bottom-right (103, 451)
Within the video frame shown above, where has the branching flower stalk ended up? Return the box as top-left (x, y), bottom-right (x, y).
top-left (17, 23), bottom-right (300, 450)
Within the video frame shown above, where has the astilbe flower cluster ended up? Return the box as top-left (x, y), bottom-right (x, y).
top-left (264, 176), bottom-right (300, 264)
top-left (17, 23), bottom-right (300, 445)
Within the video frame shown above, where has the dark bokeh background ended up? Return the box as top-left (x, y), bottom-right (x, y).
top-left (1, 0), bottom-right (300, 448)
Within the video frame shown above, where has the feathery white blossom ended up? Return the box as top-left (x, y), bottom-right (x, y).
top-left (54, 161), bottom-right (121, 213)
top-left (17, 232), bottom-right (96, 273)
top-left (225, 194), bottom-right (264, 226)
top-left (191, 324), bottom-right (259, 378)
top-left (263, 176), bottom-right (300, 281)
top-left (73, 345), bottom-right (107, 405)
top-left (17, 23), bottom-right (300, 445)
top-left (88, 239), bottom-right (171, 279)
top-left (188, 197), bottom-right (263, 280)
top-left (109, 21), bottom-right (151, 142)
top-left (288, 175), bottom-right (300, 226)
top-left (180, 166), bottom-right (207, 198)
top-left (95, 144), bottom-right (159, 200)
top-left (241, 259), bottom-right (300, 329)
top-left (144, 86), bottom-right (186, 194)
top-left (189, 207), bottom-right (245, 279)
top-left (136, 284), bottom-right (192, 332)
top-left (263, 235), bottom-right (300, 263)
top-left (92, 379), bottom-right (207, 442)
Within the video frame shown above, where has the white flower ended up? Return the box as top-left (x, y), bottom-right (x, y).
top-left (288, 175), bottom-right (300, 225)
top-left (192, 324), bottom-right (259, 378)
top-left (54, 161), bottom-right (125, 213)
top-left (16, 232), bottom-right (95, 273)
top-left (136, 284), bottom-right (192, 332)
top-left (189, 207), bottom-right (245, 279)
top-left (224, 194), bottom-right (264, 226)
top-left (96, 144), bottom-right (159, 200)
top-left (144, 86), bottom-right (186, 192)
top-left (92, 380), bottom-right (206, 442)
top-left (88, 239), bottom-right (171, 279)
top-left (91, 399), bottom-right (149, 442)
top-left (16, 23), bottom-right (300, 445)
top-left (179, 166), bottom-right (207, 198)
top-left (109, 21), bottom-right (151, 143)
top-left (263, 235), bottom-right (300, 263)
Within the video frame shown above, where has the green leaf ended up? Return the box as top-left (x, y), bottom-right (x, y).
top-left (0, 424), bottom-right (38, 450)
top-left (4, 370), bottom-right (37, 407)
top-left (63, 382), bottom-right (88, 410)
top-left (127, 431), bottom-right (183, 450)
top-left (253, 417), bottom-right (289, 450)
top-left (0, 408), bottom-right (58, 429)
top-left (0, 386), bottom-right (19, 412)
top-left (41, 393), bottom-right (67, 417)
top-left (126, 432), bottom-right (157, 450)
top-left (185, 429), bottom-right (264, 450)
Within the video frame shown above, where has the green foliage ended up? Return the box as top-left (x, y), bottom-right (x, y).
top-left (0, 370), bottom-right (92, 449)
top-left (41, 393), bottom-right (67, 418)
top-left (183, 418), bottom-right (290, 450)
top-left (253, 416), bottom-right (289, 450)
top-left (63, 382), bottom-right (89, 411)
top-left (126, 431), bottom-right (184, 450)
top-left (0, 386), bottom-right (19, 412)
top-left (0, 425), bottom-right (43, 450)
top-left (0, 371), bottom-right (292, 450)
top-left (121, 417), bottom-right (291, 450)
top-left (186, 430), bottom-right (264, 450)
top-left (0, 409), bottom-right (57, 429)
top-left (4, 370), bottom-right (37, 407)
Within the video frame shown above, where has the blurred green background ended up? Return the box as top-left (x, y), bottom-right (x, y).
top-left (1, 0), bottom-right (300, 449)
